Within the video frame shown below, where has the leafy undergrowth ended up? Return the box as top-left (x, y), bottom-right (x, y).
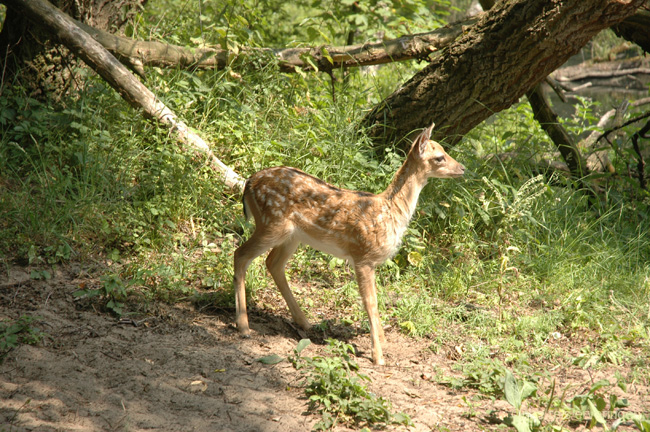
top-left (288, 338), bottom-right (412, 430)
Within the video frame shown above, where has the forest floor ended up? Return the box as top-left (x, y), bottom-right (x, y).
top-left (1, 264), bottom-right (648, 432)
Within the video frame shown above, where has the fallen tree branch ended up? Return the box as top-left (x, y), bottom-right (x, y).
top-left (555, 67), bottom-right (650, 82)
top-left (23, 1), bottom-right (650, 79)
top-left (73, 14), bottom-right (474, 74)
top-left (2, 0), bottom-right (245, 192)
top-left (552, 57), bottom-right (650, 83)
top-left (578, 108), bottom-right (616, 174)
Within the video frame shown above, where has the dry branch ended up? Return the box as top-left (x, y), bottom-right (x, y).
top-left (2, 0), bottom-right (245, 192)
top-left (553, 58), bottom-right (650, 83)
top-left (72, 15), bottom-right (474, 73)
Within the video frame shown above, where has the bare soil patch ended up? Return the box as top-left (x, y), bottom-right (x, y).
top-left (1, 265), bottom-right (648, 431)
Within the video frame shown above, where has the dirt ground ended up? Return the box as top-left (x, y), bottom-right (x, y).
top-left (1, 264), bottom-right (648, 432)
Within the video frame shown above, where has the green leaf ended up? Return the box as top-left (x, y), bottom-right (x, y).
top-left (505, 414), bottom-right (533, 432)
top-left (504, 370), bottom-right (522, 411)
top-left (256, 354), bottom-right (285, 365)
top-left (521, 380), bottom-right (537, 400)
top-left (633, 418), bottom-right (650, 432)
top-left (72, 289), bottom-right (101, 298)
top-left (391, 412), bottom-right (413, 426)
top-left (589, 379), bottom-right (610, 393)
top-left (320, 47), bottom-right (333, 65)
top-left (587, 399), bottom-right (606, 425)
top-left (399, 320), bottom-right (417, 335)
top-left (106, 300), bottom-right (123, 315)
top-left (295, 339), bottom-right (312, 354)
top-left (407, 251), bottom-right (423, 267)
top-left (328, 257), bottom-right (345, 269)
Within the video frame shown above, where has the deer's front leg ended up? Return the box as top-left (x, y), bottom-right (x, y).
top-left (234, 232), bottom-right (274, 335)
top-left (355, 264), bottom-right (385, 365)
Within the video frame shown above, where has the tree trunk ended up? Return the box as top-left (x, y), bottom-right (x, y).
top-left (362, 0), bottom-right (646, 147)
top-left (2, 0), bottom-right (245, 191)
top-left (612, 3), bottom-right (650, 53)
top-left (479, 0), bottom-right (590, 183)
top-left (0, 0), bottom-right (143, 98)
top-left (526, 85), bottom-right (586, 179)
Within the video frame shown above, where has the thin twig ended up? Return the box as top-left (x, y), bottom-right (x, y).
top-left (595, 111), bottom-right (650, 143)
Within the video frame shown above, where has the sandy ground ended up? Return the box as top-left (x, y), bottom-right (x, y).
top-left (1, 264), bottom-right (648, 431)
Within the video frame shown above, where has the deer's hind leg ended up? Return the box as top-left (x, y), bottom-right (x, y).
top-left (266, 239), bottom-right (310, 330)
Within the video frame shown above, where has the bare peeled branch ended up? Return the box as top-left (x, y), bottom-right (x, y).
top-left (2, 0), bottom-right (245, 192)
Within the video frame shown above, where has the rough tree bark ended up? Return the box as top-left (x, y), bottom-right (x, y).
top-left (0, 0), bottom-right (144, 98)
top-left (362, 0), bottom-right (646, 147)
top-left (1, 0), bottom-right (245, 191)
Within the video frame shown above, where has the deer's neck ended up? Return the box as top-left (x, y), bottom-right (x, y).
top-left (379, 155), bottom-right (428, 225)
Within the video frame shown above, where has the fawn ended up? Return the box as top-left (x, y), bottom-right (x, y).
top-left (233, 123), bottom-right (465, 365)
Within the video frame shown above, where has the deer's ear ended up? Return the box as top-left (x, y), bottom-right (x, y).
top-left (416, 122), bottom-right (435, 155)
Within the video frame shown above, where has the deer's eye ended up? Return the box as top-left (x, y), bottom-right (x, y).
top-left (434, 155), bottom-right (445, 163)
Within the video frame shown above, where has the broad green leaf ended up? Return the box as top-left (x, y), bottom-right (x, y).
top-left (521, 381), bottom-right (537, 400)
top-left (504, 370), bottom-right (522, 410)
top-left (587, 399), bottom-right (606, 425)
top-left (407, 251), bottom-right (423, 267)
top-left (256, 354), bottom-right (284, 365)
top-left (505, 414), bottom-right (532, 432)
top-left (589, 379), bottom-right (610, 393)
top-left (295, 339), bottom-right (312, 354)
